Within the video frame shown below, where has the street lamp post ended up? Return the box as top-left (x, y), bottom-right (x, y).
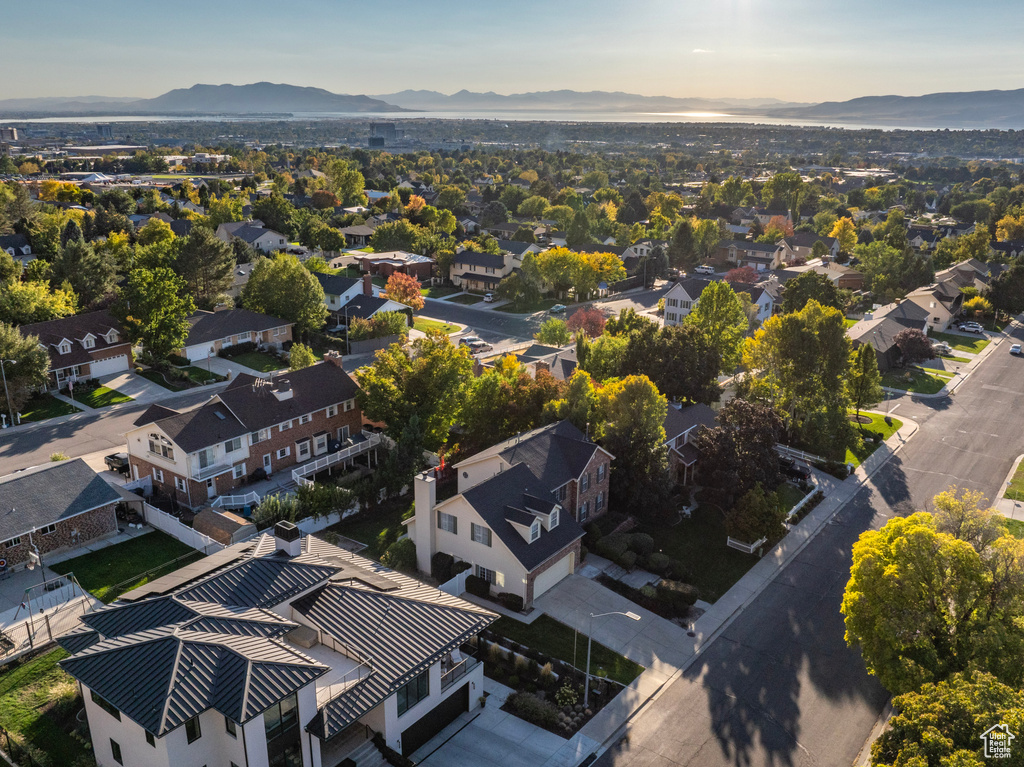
top-left (0, 358), bottom-right (16, 428)
top-left (585, 610), bottom-right (641, 706)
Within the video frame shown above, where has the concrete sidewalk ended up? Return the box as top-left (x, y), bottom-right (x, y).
top-left (994, 453), bottom-right (1024, 521)
top-left (565, 415), bottom-right (921, 755)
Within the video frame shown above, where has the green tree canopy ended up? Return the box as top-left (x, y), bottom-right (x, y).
top-left (848, 343), bottom-right (883, 419)
top-left (535, 318), bottom-right (571, 346)
top-left (240, 253), bottom-right (328, 336)
top-left (781, 270), bottom-right (843, 314)
top-left (175, 227), bottom-right (236, 308)
top-left (0, 322), bottom-right (50, 417)
top-left (288, 342), bottom-right (317, 371)
top-left (114, 267), bottom-right (196, 360)
top-left (51, 237), bottom-right (117, 307)
top-left (683, 280), bottom-right (748, 373)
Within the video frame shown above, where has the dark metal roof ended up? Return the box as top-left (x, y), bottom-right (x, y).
top-left (185, 308), bottom-right (292, 347)
top-left (0, 459), bottom-right (120, 541)
top-left (179, 558), bottom-right (340, 608)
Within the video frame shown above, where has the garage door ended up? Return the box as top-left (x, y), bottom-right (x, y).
top-left (533, 552), bottom-right (574, 599)
top-left (401, 682), bottom-right (468, 756)
top-left (89, 355), bottom-right (128, 377)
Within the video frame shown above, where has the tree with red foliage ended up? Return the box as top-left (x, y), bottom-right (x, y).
top-left (382, 272), bottom-right (425, 312)
top-left (566, 306), bottom-right (607, 338)
top-left (310, 190), bottom-right (339, 210)
top-left (724, 266), bottom-right (759, 284)
top-left (894, 328), bottom-right (933, 364)
top-left (768, 215), bottom-right (795, 238)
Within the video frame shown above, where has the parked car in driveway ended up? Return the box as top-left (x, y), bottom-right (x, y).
top-left (957, 322), bottom-right (985, 333)
top-left (483, 292), bottom-right (495, 302)
top-left (779, 455), bottom-right (812, 481)
top-left (549, 304), bottom-right (566, 314)
top-left (695, 264), bottom-right (716, 275)
top-left (104, 452), bottom-right (130, 476)
top-left (932, 341), bottom-right (953, 355)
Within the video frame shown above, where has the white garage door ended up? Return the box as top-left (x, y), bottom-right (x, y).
top-left (533, 552), bottom-right (574, 599)
top-left (89, 355), bottom-right (129, 377)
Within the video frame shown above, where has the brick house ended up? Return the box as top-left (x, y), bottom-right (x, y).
top-left (0, 459), bottom-right (120, 570)
top-left (357, 251), bottom-right (434, 281)
top-left (125, 354), bottom-right (364, 509)
top-left (408, 421), bottom-right (613, 608)
top-left (20, 310), bottom-right (134, 389)
top-left (181, 308), bottom-right (293, 363)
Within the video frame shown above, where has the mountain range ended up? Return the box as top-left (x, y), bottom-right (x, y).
top-left (3, 82), bottom-right (1024, 128)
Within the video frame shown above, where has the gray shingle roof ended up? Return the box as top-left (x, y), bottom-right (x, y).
top-left (342, 294), bottom-right (407, 320)
top-left (663, 403), bottom-right (717, 440)
top-left (454, 251), bottom-right (505, 269)
top-left (313, 272), bottom-right (359, 296)
top-left (20, 310), bottom-right (128, 369)
top-left (0, 459), bottom-right (120, 541)
top-left (185, 309), bottom-right (292, 347)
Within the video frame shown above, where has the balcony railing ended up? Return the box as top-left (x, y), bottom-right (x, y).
top-left (292, 431), bottom-right (381, 488)
top-left (441, 656), bottom-right (477, 691)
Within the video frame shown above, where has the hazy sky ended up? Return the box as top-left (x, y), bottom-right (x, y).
top-left (4, 0), bottom-right (1023, 103)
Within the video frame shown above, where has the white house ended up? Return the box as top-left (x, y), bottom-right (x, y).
top-left (662, 277), bottom-right (714, 326)
top-left (60, 524), bottom-right (497, 766)
top-left (408, 421), bottom-right (613, 608)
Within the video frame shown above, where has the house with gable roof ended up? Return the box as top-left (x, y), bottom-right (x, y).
top-left (20, 309), bottom-right (133, 388)
top-left (408, 421), bottom-right (612, 608)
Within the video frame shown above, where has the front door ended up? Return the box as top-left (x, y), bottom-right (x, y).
top-left (263, 453), bottom-right (272, 473)
top-left (338, 426), bottom-right (350, 442)
top-left (206, 478), bottom-right (216, 499)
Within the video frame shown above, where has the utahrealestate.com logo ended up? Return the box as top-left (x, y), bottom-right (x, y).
top-left (980, 724), bottom-right (1015, 759)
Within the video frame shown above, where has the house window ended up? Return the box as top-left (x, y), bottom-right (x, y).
top-left (314, 434), bottom-right (328, 453)
top-left (58, 342), bottom-right (71, 355)
top-left (110, 739), bottom-right (123, 765)
top-left (224, 437), bottom-right (242, 453)
top-left (238, 332), bottom-right (251, 342)
top-left (476, 565), bottom-right (504, 587)
top-left (326, 404), bottom-right (338, 418)
top-left (581, 473), bottom-right (590, 492)
top-left (264, 693), bottom-right (298, 740)
top-left (232, 463), bottom-right (246, 479)
top-left (148, 434), bottom-right (173, 460)
top-left (174, 477), bottom-right (187, 492)
top-left (197, 448), bottom-right (215, 470)
top-left (550, 508), bottom-right (559, 528)
top-left (681, 300), bottom-right (692, 310)
top-left (471, 523), bottom-right (492, 547)
top-left (225, 716), bottom-right (237, 737)
top-left (597, 464), bottom-right (606, 483)
top-left (91, 690), bottom-right (121, 720)
top-left (553, 485), bottom-right (567, 503)
top-left (296, 440), bottom-right (311, 460)
top-left (596, 492), bottom-right (605, 511)
top-left (276, 447), bottom-right (291, 460)
top-left (0, 537), bottom-right (19, 548)
top-left (145, 731), bottom-right (155, 747)
top-left (39, 524), bottom-right (57, 535)
top-left (280, 420), bottom-right (293, 432)
top-left (298, 414), bottom-right (311, 425)
top-left (437, 511), bottom-right (458, 534)
top-left (343, 399), bottom-right (355, 412)
top-left (396, 669), bottom-right (430, 716)
top-left (83, 337), bottom-right (95, 349)
top-left (579, 501), bottom-right (590, 522)
top-left (274, 327), bottom-right (286, 337)
top-left (530, 521), bottom-right (540, 542)
top-left (152, 468), bottom-right (164, 483)
top-left (185, 715), bottom-right (201, 744)
top-left (106, 331), bottom-right (119, 343)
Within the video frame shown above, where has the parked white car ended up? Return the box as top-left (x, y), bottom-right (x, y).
top-left (695, 264), bottom-right (716, 275)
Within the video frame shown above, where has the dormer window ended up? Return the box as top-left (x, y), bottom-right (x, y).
top-left (549, 508), bottom-right (559, 529)
top-left (530, 520), bottom-right (540, 542)
top-left (58, 342), bottom-right (71, 355)
top-left (105, 330), bottom-right (119, 343)
top-left (82, 337), bottom-right (95, 349)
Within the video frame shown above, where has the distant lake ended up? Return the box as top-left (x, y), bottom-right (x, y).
top-left (0, 110), bottom-right (941, 131)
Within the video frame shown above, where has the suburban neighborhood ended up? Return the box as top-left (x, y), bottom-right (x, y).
top-left (1, 83), bottom-right (1024, 767)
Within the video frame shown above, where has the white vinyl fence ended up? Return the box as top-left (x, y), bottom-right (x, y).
top-left (141, 503), bottom-right (226, 553)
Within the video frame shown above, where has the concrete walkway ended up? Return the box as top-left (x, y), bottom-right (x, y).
top-left (533, 415), bottom-right (923, 757)
top-left (994, 453), bottom-right (1024, 521)
top-left (97, 371), bottom-right (170, 404)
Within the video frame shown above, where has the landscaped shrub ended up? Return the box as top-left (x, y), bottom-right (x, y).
top-left (666, 558), bottom-right (691, 582)
top-left (487, 642), bottom-right (507, 664)
top-left (453, 560), bottom-right (472, 575)
top-left (376, 526), bottom-right (399, 553)
top-left (466, 574), bottom-right (491, 597)
top-left (815, 459), bottom-right (849, 479)
top-left (555, 683), bottom-right (579, 707)
top-left (166, 352), bottom-right (190, 366)
top-left (595, 532), bottom-right (630, 560)
top-left (514, 654), bottom-right (532, 675)
top-left (380, 538), bottom-right (416, 572)
top-left (539, 662), bottom-right (556, 688)
top-left (657, 579), bottom-right (700, 608)
top-left (218, 340), bottom-right (258, 358)
top-left (580, 545), bottom-right (588, 562)
top-left (629, 533), bottom-right (655, 557)
top-left (507, 692), bottom-right (559, 728)
top-left (431, 551), bottom-right (455, 583)
top-left (646, 552), bottom-right (670, 575)
top-left (498, 592), bottom-right (524, 612)
top-left (583, 521), bottom-right (603, 549)
top-left (617, 551), bottom-right (637, 571)
top-left (507, 675), bottom-right (520, 687)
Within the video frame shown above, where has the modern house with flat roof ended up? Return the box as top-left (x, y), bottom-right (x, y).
top-left (59, 524), bottom-right (497, 766)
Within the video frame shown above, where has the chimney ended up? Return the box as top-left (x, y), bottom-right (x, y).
top-left (413, 471), bottom-right (437, 574)
top-left (363, 273), bottom-right (373, 296)
top-left (274, 520), bottom-right (302, 557)
top-left (323, 350), bottom-right (344, 368)
top-left (272, 377), bottom-right (293, 401)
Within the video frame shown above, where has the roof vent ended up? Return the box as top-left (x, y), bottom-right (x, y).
top-left (274, 521), bottom-right (302, 557)
top-left (272, 378), bottom-right (293, 401)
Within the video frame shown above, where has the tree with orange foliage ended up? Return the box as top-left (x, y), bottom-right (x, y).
top-left (566, 306), bottom-right (607, 338)
top-left (724, 266), bottom-right (759, 285)
top-left (382, 271), bottom-right (425, 312)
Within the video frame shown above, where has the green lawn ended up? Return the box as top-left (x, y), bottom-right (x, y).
top-left (1002, 517), bottom-right (1024, 539)
top-left (881, 367), bottom-right (948, 395)
top-left (843, 318), bottom-right (858, 328)
top-left (325, 497), bottom-right (413, 560)
top-left (421, 286), bottom-right (460, 298)
top-left (1004, 460), bottom-right (1024, 502)
top-left (938, 353), bottom-right (972, 364)
top-left (491, 615), bottom-right (644, 686)
top-left (138, 369), bottom-right (186, 391)
top-left (372, 276), bottom-right (387, 288)
top-left (495, 298), bottom-right (561, 314)
top-left (929, 331), bottom-right (990, 354)
top-left (74, 385), bottom-right (133, 409)
top-left (413, 317), bottom-right (459, 334)
top-left (229, 351), bottom-right (284, 373)
top-left (846, 412), bottom-right (904, 466)
top-left (448, 293), bottom-right (484, 305)
top-left (17, 393), bottom-right (79, 423)
top-left (777, 483), bottom-right (808, 513)
top-left (50, 531), bottom-right (200, 603)
top-left (185, 366), bottom-right (226, 384)
top-left (0, 648), bottom-right (92, 766)
top-left (633, 507), bottom-right (760, 603)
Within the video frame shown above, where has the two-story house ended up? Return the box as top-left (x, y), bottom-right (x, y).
top-left (59, 525), bottom-right (497, 766)
top-left (125, 355), bottom-right (364, 508)
top-left (450, 251), bottom-right (510, 292)
top-left (313, 272), bottom-right (364, 325)
top-left (662, 277), bottom-right (714, 326)
top-left (21, 310), bottom-right (134, 389)
top-left (714, 239), bottom-right (783, 271)
top-left (776, 233), bottom-right (840, 264)
top-left (408, 421), bottom-right (613, 608)
top-left (663, 403), bottom-right (718, 485)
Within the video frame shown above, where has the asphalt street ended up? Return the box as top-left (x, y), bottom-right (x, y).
top-left (597, 323), bottom-right (1024, 767)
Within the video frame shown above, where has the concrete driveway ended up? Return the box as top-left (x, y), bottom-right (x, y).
top-left (532, 574), bottom-right (693, 684)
